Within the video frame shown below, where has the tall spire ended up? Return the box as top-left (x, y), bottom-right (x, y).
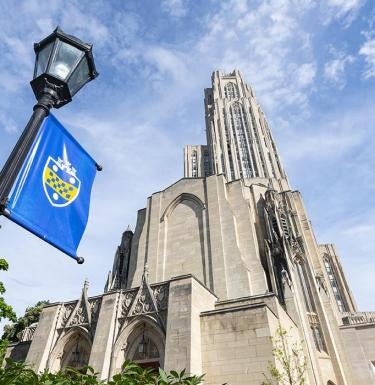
top-left (203, 70), bottom-right (287, 183)
top-left (104, 227), bottom-right (134, 292)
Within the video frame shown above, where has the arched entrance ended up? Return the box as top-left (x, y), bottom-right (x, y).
top-left (111, 317), bottom-right (165, 376)
top-left (48, 328), bottom-right (92, 372)
top-left (127, 324), bottom-right (161, 370)
top-left (60, 334), bottom-right (91, 370)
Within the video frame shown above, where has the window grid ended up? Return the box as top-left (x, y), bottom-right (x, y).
top-left (224, 82), bottom-right (239, 99)
top-left (231, 102), bottom-right (253, 178)
top-left (191, 151), bottom-right (198, 177)
top-left (324, 257), bottom-right (346, 312)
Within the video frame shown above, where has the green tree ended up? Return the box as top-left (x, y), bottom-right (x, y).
top-left (0, 359), bottom-right (205, 385)
top-left (2, 300), bottom-right (49, 342)
top-left (262, 327), bottom-right (307, 385)
top-left (0, 258), bottom-right (16, 323)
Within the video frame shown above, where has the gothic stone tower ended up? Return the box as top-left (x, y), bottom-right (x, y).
top-left (9, 71), bottom-right (375, 385)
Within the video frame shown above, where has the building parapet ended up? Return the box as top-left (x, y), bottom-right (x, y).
top-left (19, 323), bottom-right (38, 342)
top-left (342, 311), bottom-right (375, 326)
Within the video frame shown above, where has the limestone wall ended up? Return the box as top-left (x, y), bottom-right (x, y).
top-left (340, 324), bottom-right (375, 385)
top-left (127, 175), bottom-right (271, 301)
top-left (200, 303), bottom-right (276, 385)
top-left (164, 275), bottom-right (216, 374)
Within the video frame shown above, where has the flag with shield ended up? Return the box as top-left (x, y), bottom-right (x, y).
top-left (4, 114), bottom-right (100, 262)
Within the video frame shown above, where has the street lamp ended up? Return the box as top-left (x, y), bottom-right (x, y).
top-left (0, 27), bottom-right (98, 210)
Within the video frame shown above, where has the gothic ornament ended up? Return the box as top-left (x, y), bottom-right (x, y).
top-left (65, 280), bottom-right (91, 329)
top-left (117, 266), bottom-right (169, 338)
top-left (121, 290), bottom-right (137, 318)
top-left (315, 273), bottom-right (328, 294)
top-left (128, 267), bottom-right (158, 317)
top-left (61, 302), bottom-right (76, 328)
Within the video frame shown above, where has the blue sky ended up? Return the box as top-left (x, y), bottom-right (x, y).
top-left (0, 0), bottom-right (374, 325)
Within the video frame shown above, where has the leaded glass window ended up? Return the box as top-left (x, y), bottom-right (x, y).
top-left (224, 82), bottom-right (239, 99)
top-left (132, 337), bottom-right (160, 361)
top-left (191, 150), bottom-right (198, 177)
top-left (323, 257), bottom-right (346, 312)
top-left (230, 102), bottom-right (253, 178)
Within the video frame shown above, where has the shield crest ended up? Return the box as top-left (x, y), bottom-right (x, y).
top-left (42, 156), bottom-right (81, 207)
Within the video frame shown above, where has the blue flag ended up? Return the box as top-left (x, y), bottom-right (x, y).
top-left (6, 114), bottom-right (98, 261)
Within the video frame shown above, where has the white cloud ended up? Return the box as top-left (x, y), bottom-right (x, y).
top-left (359, 38), bottom-right (375, 79)
top-left (196, 0), bottom-right (316, 114)
top-left (324, 49), bottom-right (355, 88)
top-left (322, 0), bottom-right (365, 26)
top-left (285, 129), bottom-right (363, 161)
top-left (325, 57), bottom-right (353, 81)
top-left (280, 101), bottom-right (375, 167)
top-left (0, 70), bottom-right (27, 94)
top-left (343, 224), bottom-right (375, 236)
top-left (161, 0), bottom-right (188, 18)
top-left (295, 62), bottom-right (317, 87)
top-left (144, 46), bottom-right (190, 84)
top-left (0, 112), bottom-right (17, 133)
top-left (60, 4), bottom-right (110, 47)
top-left (0, 0), bottom-right (374, 322)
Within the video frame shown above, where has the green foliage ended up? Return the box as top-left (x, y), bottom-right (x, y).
top-left (261, 327), bottom-right (307, 385)
top-left (0, 258), bottom-right (16, 323)
top-left (2, 300), bottom-right (49, 342)
top-left (0, 359), bottom-right (205, 385)
top-left (0, 338), bottom-right (9, 365)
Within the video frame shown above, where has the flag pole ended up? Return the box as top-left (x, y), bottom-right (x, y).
top-left (0, 28), bottom-right (98, 264)
top-left (0, 88), bottom-right (57, 212)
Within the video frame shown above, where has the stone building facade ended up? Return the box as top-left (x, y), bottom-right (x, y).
top-left (6, 71), bottom-right (375, 385)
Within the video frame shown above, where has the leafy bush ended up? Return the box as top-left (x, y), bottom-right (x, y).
top-left (0, 258), bottom-right (16, 324)
top-left (261, 327), bottom-right (306, 385)
top-left (0, 359), bottom-right (205, 385)
top-left (2, 300), bottom-right (49, 342)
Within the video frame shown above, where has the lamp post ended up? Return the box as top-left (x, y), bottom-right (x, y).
top-left (0, 27), bottom-right (98, 211)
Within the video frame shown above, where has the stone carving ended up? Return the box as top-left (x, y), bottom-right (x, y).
top-left (265, 188), bottom-right (280, 210)
top-left (121, 341), bottom-right (128, 351)
top-left (128, 284), bottom-right (157, 316)
top-left (342, 311), bottom-right (375, 326)
top-left (290, 236), bottom-right (305, 259)
top-left (152, 283), bottom-right (169, 311)
top-left (59, 292), bottom-right (101, 338)
top-left (64, 280), bottom-right (91, 329)
top-left (118, 318), bottom-right (129, 332)
top-left (315, 273), bottom-right (328, 294)
top-left (127, 265), bottom-right (158, 317)
top-left (307, 311), bottom-right (320, 327)
top-left (69, 306), bottom-right (88, 327)
top-left (281, 268), bottom-right (293, 290)
top-left (89, 298), bottom-right (102, 325)
top-left (121, 290), bottom-right (136, 318)
top-left (116, 269), bottom-right (170, 338)
top-left (61, 303), bottom-right (77, 328)
top-left (158, 311), bottom-right (167, 329)
top-left (19, 323), bottom-right (37, 342)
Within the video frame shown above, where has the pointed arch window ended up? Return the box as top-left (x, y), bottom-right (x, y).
top-left (296, 259), bottom-right (327, 352)
top-left (224, 82), bottom-right (239, 99)
top-left (133, 336), bottom-right (160, 361)
top-left (126, 324), bottom-right (163, 370)
top-left (271, 216), bottom-right (280, 238)
top-left (191, 150), bottom-right (198, 177)
top-left (230, 102), bottom-right (253, 178)
top-left (203, 150), bottom-right (211, 176)
top-left (60, 334), bottom-right (91, 370)
top-left (323, 256), bottom-right (346, 312)
top-left (296, 260), bottom-right (314, 313)
top-left (280, 214), bottom-right (290, 238)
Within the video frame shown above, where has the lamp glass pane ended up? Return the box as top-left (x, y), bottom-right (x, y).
top-left (67, 56), bottom-right (90, 95)
top-left (49, 41), bottom-right (83, 81)
top-left (35, 41), bottom-right (54, 77)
